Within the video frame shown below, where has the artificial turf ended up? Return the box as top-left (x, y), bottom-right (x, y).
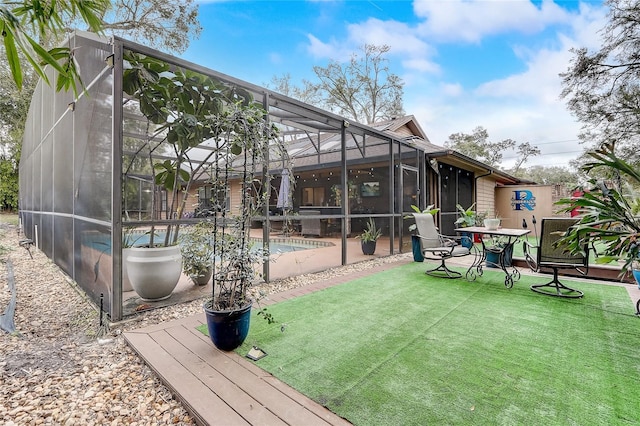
top-left (209, 262), bottom-right (640, 425)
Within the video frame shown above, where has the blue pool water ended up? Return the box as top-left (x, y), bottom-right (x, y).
top-left (83, 233), bottom-right (334, 255)
top-left (251, 238), bottom-right (334, 254)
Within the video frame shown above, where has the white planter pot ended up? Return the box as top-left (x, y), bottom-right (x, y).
top-left (122, 247), bottom-right (134, 293)
top-left (125, 245), bottom-right (182, 301)
top-left (484, 218), bottom-right (501, 230)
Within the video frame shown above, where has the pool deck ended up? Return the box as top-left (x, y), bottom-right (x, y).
top-left (121, 232), bottom-right (399, 316)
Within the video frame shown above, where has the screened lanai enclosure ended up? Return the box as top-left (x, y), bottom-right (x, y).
top-left (20, 32), bottom-right (433, 321)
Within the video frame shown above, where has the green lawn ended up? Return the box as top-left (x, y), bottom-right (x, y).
top-left (230, 264), bottom-right (640, 425)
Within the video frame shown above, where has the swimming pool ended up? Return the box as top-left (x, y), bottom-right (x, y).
top-left (251, 237), bottom-right (335, 254)
top-left (83, 232), bottom-right (334, 255)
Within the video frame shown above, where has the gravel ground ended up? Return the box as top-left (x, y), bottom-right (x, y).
top-left (0, 222), bottom-right (410, 425)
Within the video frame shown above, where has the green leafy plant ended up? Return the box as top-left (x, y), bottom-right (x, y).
top-left (474, 211), bottom-right (488, 227)
top-left (406, 204), bottom-right (440, 234)
top-left (1, 0), bottom-right (108, 93)
top-left (122, 52), bottom-right (292, 312)
top-left (178, 221), bottom-right (215, 281)
top-left (556, 142), bottom-right (640, 273)
top-left (358, 218), bottom-right (382, 243)
top-left (122, 52), bottom-right (260, 247)
top-left (454, 203), bottom-right (477, 227)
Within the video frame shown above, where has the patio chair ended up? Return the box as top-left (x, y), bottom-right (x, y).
top-left (523, 217), bottom-right (587, 298)
top-left (413, 213), bottom-right (472, 279)
top-left (300, 210), bottom-right (323, 237)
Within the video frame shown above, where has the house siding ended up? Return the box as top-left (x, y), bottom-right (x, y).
top-left (476, 177), bottom-right (496, 219)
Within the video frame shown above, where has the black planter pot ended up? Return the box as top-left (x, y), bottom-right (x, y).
top-left (361, 240), bottom-right (377, 255)
top-left (459, 231), bottom-right (473, 249)
top-left (485, 244), bottom-right (513, 268)
top-left (411, 235), bottom-right (424, 262)
top-left (203, 301), bottom-right (252, 351)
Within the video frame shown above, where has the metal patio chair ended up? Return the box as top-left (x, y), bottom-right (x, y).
top-left (413, 213), bottom-right (472, 279)
top-left (523, 217), bottom-right (588, 298)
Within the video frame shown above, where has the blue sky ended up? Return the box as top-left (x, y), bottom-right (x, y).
top-left (182, 0), bottom-right (608, 168)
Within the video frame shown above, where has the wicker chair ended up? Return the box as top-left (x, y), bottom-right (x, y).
top-left (523, 217), bottom-right (588, 298)
top-left (413, 213), bottom-right (471, 279)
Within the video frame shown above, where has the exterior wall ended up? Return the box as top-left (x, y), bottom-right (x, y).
top-left (475, 177), bottom-right (496, 219)
top-left (229, 180), bottom-right (242, 215)
top-left (496, 184), bottom-right (571, 229)
top-left (393, 124), bottom-right (413, 138)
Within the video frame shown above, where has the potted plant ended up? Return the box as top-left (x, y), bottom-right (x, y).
top-left (121, 53), bottom-right (251, 301)
top-left (179, 221), bottom-right (215, 285)
top-left (406, 204), bottom-right (440, 261)
top-left (473, 211), bottom-right (488, 243)
top-left (201, 100), bottom-right (286, 351)
top-left (484, 235), bottom-right (513, 268)
top-left (631, 259), bottom-right (640, 289)
top-left (555, 142), bottom-right (640, 281)
top-left (121, 53), bottom-right (292, 345)
top-left (358, 218), bottom-right (382, 255)
top-left (454, 203), bottom-right (476, 248)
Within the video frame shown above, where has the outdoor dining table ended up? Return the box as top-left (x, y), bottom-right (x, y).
top-left (455, 226), bottom-right (531, 288)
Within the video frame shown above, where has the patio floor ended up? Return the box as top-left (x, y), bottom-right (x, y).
top-left (124, 255), bottom-right (640, 425)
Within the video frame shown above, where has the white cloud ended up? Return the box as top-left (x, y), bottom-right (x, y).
top-left (269, 52), bottom-right (283, 65)
top-left (307, 17), bottom-right (440, 73)
top-left (345, 18), bottom-right (432, 57)
top-left (306, 34), bottom-right (351, 59)
top-left (475, 46), bottom-right (570, 104)
top-left (441, 83), bottom-right (464, 97)
top-left (303, 0), bottom-right (609, 168)
top-left (402, 58), bottom-right (440, 74)
top-left (413, 0), bottom-right (571, 43)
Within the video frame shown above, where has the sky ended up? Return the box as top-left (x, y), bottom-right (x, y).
top-left (181, 0), bottom-right (609, 169)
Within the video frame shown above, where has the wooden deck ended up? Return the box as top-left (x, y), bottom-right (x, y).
top-left (124, 261), bottom-right (406, 426)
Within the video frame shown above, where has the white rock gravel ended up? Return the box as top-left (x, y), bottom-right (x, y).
top-left (0, 222), bottom-right (411, 424)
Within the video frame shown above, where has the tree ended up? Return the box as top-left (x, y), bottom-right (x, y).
top-left (0, 151), bottom-right (19, 211)
top-left (1, 0), bottom-right (202, 212)
top-left (560, 0), bottom-right (640, 164)
top-left (100, 0), bottom-right (201, 54)
top-left (275, 44), bottom-right (404, 124)
top-left (514, 165), bottom-right (579, 187)
top-left (0, 58), bottom-right (34, 211)
top-left (510, 142), bottom-right (542, 174)
top-left (267, 73), bottom-right (320, 105)
top-left (1, 0), bottom-right (108, 93)
top-left (444, 126), bottom-right (539, 170)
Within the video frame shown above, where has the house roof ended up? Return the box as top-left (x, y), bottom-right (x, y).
top-left (426, 149), bottom-right (534, 185)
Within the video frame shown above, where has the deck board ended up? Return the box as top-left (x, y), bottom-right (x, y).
top-left (125, 316), bottom-right (351, 426)
top-left (168, 324), bottom-right (334, 426)
top-left (154, 327), bottom-right (286, 426)
top-left (125, 330), bottom-right (248, 426)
